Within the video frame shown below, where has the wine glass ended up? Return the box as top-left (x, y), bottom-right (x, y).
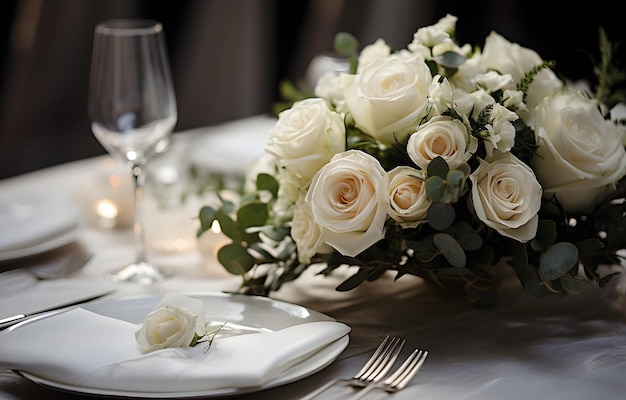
top-left (88, 19), bottom-right (177, 284)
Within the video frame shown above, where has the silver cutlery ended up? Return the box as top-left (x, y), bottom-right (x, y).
top-left (0, 290), bottom-right (114, 330)
top-left (300, 335), bottom-right (406, 400)
top-left (348, 347), bottom-right (429, 399)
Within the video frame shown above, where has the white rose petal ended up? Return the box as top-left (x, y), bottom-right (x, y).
top-left (387, 166), bottom-right (431, 227)
top-left (341, 54), bottom-right (432, 146)
top-left (291, 199), bottom-right (333, 263)
top-left (407, 115), bottom-right (477, 170)
top-left (533, 91), bottom-right (626, 213)
top-left (306, 150), bottom-right (389, 257)
top-left (266, 97), bottom-right (345, 184)
top-left (135, 293), bottom-right (206, 353)
top-left (469, 152), bottom-right (542, 242)
top-left (358, 38), bottom-right (391, 71)
top-left (481, 31), bottom-right (562, 126)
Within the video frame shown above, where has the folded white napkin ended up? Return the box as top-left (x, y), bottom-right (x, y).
top-left (0, 200), bottom-right (82, 253)
top-left (0, 307), bottom-right (350, 393)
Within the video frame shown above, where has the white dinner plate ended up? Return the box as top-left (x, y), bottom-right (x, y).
top-left (189, 114), bottom-right (275, 175)
top-left (0, 199), bottom-right (83, 262)
top-left (18, 292), bottom-right (349, 398)
top-left (0, 225), bottom-right (82, 262)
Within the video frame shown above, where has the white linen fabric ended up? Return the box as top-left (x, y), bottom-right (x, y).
top-left (0, 308), bottom-right (350, 393)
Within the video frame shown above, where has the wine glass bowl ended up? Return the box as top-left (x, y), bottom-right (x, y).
top-left (88, 19), bottom-right (177, 284)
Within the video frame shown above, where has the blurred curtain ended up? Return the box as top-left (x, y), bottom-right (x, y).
top-left (1, 0), bottom-right (621, 179)
top-left (0, 0), bottom-right (281, 179)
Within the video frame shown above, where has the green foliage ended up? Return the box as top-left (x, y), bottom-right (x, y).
top-left (431, 51), bottom-right (467, 77)
top-left (197, 24), bottom-right (626, 308)
top-left (516, 60), bottom-right (556, 102)
top-left (272, 79), bottom-right (314, 116)
top-left (425, 157), bottom-right (470, 204)
top-left (595, 27), bottom-right (626, 109)
top-left (333, 32), bottom-right (359, 74)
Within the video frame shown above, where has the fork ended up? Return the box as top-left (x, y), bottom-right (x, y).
top-left (300, 335), bottom-right (406, 400)
top-left (347, 348), bottom-right (429, 400)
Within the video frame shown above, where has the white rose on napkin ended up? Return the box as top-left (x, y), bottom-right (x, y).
top-left (135, 293), bottom-right (208, 353)
top-left (0, 295), bottom-right (351, 393)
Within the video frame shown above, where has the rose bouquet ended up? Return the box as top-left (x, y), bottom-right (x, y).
top-left (198, 15), bottom-right (626, 306)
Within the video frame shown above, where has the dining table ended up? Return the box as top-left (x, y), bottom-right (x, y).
top-left (1, 114), bottom-right (626, 400)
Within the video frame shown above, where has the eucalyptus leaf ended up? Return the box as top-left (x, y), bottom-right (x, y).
top-left (425, 176), bottom-right (445, 201)
top-left (530, 219), bottom-right (556, 251)
top-left (560, 274), bottom-right (586, 295)
top-left (218, 243), bottom-right (256, 275)
top-left (447, 169), bottom-right (466, 186)
top-left (215, 211), bottom-right (237, 239)
top-left (539, 242), bottom-right (579, 281)
top-left (432, 51), bottom-right (467, 68)
top-left (525, 279), bottom-right (549, 298)
top-left (448, 221), bottom-right (482, 250)
top-left (256, 173), bottom-right (279, 198)
top-left (333, 32), bottom-right (359, 56)
top-left (433, 233), bottom-right (466, 267)
top-left (197, 206), bottom-right (217, 235)
top-left (428, 202), bottom-right (455, 231)
top-left (237, 201), bottom-right (268, 229)
top-left (427, 156), bottom-right (449, 178)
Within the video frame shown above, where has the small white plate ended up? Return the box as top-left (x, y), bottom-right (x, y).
top-left (18, 292), bottom-right (349, 398)
top-left (189, 115), bottom-right (275, 175)
top-left (0, 199), bottom-right (83, 262)
top-left (0, 225), bottom-right (82, 263)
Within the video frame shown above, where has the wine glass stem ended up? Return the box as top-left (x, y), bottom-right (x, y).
top-left (131, 162), bottom-right (148, 264)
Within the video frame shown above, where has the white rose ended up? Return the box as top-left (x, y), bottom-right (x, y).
top-left (387, 166), bottom-right (431, 227)
top-left (427, 75), bottom-right (455, 116)
top-left (472, 70), bottom-right (515, 92)
top-left (533, 91), bottom-right (626, 213)
top-left (481, 31), bottom-right (563, 126)
top-left (409, 14), bottom-right (457, 49)
top-left (407, 115), bottom-right (478, 170)
top-left (502, 89), bottom-right (527, 112)
top-left (314, 72), bottom-right (347, 113)
top-left (341, 54), bottom-right (432, 146)
top-left (357, 38), bottom-right (391, 71)
top-left (469, 152), bottom-right (542, 242)
top-left (291, 199), bottom-right (333, 263)
top-left (306, 150), bottom-right (389, 257)
top-left (135, 293), bottom-right (206, 353)
top-left (611, 102), bottom-right (626, 146)
top-left (266, 98), bottom-right (345, 184)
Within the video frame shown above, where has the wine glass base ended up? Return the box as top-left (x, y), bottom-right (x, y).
top-left (106, 261), bottom-right (170, 285)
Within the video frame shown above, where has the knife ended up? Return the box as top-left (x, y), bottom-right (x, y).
top-left (0, 290), bottom-right (114, 330)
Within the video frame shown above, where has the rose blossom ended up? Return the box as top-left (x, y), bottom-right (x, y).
top-left (387, 166), bottom-right (431, 227)
top-left (407, 115), bottom-right (478, 170)
top-left (480, 31), bottom-right (563, 126)
top-left (454, 89), bottom-right (518, 156)
top-left (532, 91), bottom-right (626, 213)
top-left (469, 152), bottom-right (542, 242)
top-left (135, 293), bottom-right (206, 353)
top-left (357, 38), bottom-right (391, 71)
top-left (611, 102), bottom-right (626, 146)
top-left (291, 199), bottom-right (332, 263)
top-left (266, 97), bottom-right (345, 184)
top-left (340, 54), bottom-right (432, 146)
top-left (305, 150), bottom-right (389, 257)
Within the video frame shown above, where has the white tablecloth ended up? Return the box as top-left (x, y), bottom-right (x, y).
top-left (1, 116), bottom-right (626, 400)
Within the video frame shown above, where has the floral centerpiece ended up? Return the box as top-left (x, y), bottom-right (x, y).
top-left (198, 15), bottom-right (626, 306)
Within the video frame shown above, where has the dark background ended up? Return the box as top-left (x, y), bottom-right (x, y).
top-left (1, 0), bottom-right (623, 180)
